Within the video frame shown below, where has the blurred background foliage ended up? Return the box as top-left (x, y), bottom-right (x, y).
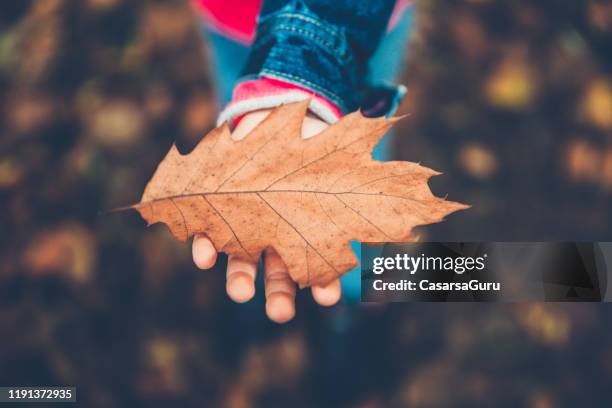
top-left (1, 0), bottom-right (612, 407)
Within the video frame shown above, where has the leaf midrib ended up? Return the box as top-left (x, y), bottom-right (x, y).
top-left (136, 189), bottom-right (430, 208)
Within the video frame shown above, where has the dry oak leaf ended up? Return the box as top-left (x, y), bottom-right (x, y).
top-left (131, 101), bottom-right (467, 288)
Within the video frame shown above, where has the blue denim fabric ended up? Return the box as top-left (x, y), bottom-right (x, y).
top-left (240, 0), bottom-right (403, 117)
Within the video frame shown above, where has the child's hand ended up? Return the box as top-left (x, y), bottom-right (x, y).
top-left (191, 108), bottom-right (341, 323)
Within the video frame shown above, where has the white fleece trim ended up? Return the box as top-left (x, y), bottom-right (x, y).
top-left (216, 90), bottom-right (341, 128)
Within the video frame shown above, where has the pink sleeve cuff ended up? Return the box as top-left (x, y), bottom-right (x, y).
top-left (217, 77), bottom-right (343, 128)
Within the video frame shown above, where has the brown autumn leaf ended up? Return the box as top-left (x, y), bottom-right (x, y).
top-left (129, 101), bottom-right (466, 287)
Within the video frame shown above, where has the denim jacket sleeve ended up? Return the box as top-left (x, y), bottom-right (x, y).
top-left (238, 0), bottom-right (401, 116)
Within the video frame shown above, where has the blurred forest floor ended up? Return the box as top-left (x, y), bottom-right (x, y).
top-left (1, 0), bottom-right (612, 407)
